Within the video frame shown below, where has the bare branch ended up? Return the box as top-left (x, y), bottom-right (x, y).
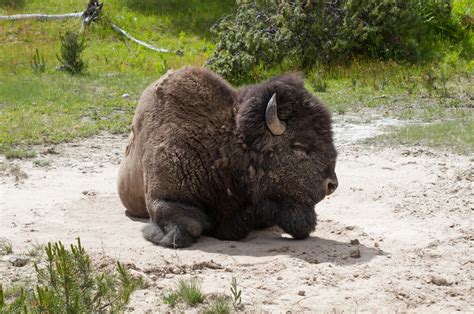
top-left (0, 12), bottom-right (82, 21)
top-left (110, 24), bottom-right (174, 54)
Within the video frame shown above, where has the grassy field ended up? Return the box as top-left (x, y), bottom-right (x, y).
top-left (0, 0), bottom-right (473, 155)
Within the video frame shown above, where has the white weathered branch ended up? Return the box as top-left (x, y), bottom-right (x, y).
top-left (0, 12), bottom-right (82, 21)
top-left (110, 24), bottom-right (173, 54)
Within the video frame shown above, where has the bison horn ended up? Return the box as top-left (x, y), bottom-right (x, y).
top-left (265, 93), bottom-right (286, 136)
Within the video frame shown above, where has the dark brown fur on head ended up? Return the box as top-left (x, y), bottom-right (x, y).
top-left (118, 67), bottom-right (338, 248)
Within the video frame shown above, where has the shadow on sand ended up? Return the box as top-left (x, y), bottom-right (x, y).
top-left (127, 215), bottom-right (384, 266)
top-left (190, 230), bottom-right (384, 266)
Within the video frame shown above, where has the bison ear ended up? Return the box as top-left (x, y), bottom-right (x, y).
top-left (265, 93), bottom-right (286, 136)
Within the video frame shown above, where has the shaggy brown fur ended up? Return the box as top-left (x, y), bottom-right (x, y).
top-left (117, 67), bottom-right (338, 248)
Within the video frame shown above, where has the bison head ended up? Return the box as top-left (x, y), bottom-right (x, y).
top-left (236, 74), bottom-right (338, 239)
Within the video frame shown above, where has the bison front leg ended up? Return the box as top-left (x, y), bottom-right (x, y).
top-left (142, 200), bottom-right (210, 248)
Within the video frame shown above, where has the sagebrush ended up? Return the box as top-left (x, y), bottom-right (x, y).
top-left (207, 0), bottom-right (471, 83)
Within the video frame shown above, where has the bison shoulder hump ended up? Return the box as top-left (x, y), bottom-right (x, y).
top-left (157, 67), bottom-right (236, 109)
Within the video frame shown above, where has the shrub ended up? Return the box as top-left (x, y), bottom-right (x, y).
top-left (0, 239), bottom-right (142, 313)
top-left (206, 0), bottom-right (468, 82)
top-left (57, 31), bottom-right (86, 75)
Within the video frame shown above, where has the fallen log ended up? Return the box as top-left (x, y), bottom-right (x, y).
top-left (0, 12), bottom-right (82, 21)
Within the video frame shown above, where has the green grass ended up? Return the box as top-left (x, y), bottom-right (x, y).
top-left (4, 147), bottom-right (36, 159)
top-left (0, 161), bottom-right (28, 181)
top-left (161, 278), bottom-right (206, 308)
top-left (162, 291), bottom-right (180, 308)
top-left (0, 239), bottom-right (13, 255)
top-left (204, 295), bottom-right (232, 314)
top-left (375, 120), bottom-right (474, 154)
top-left (177, 278), bottom-right (206, 307)
top-left (0, 72), bottom-right (145, 151)
top-left (33, 159), bottom-right (51, 167)
top-left (162, 278), bottom-right (239, 311)
top-left (25, 242), bottom-right (44, 258)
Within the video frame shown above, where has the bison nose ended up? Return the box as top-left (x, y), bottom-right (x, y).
top-left (325, 177), bottom-right (338, 196)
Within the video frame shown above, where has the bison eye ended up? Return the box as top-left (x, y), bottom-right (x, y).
top-left (291, 143), bottom-right (309, 156)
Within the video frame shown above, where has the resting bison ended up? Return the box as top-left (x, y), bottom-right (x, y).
top-left (117, 67), bottom-right (338, 248)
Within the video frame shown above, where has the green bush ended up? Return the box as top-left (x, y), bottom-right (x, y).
top-left (57, 31), bottom-right (86, 75)
top-left (206, 0), bottom-right (470, 83)
top-left (0, 239), bottom-right (142, 313)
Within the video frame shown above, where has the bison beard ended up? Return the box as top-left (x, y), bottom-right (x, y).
top-left (117, 67), bottom-right (338, 248)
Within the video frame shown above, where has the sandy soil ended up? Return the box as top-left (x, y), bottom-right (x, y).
top-left (1, 116), bottom-right (473, 312)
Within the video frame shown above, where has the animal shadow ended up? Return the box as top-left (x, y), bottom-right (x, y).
top-left (126, 214), bottom-right (384, 265)
top-left (189, 229), bottom-right (384, 266)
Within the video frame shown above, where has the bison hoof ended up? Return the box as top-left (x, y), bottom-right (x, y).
top-left (290, 231), bottom-right (310, 240)
top-left (142, 223), bottom-right (196, 248)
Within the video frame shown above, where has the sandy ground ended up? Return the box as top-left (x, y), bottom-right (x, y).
top-left (1, 116), bottom-right (473, 312)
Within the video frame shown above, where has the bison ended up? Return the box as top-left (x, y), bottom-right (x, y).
top-left (117, 67), bottom-right (338, 248)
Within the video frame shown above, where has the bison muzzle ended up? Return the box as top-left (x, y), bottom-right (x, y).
top-left (117, 67), bottom-right (338, 248)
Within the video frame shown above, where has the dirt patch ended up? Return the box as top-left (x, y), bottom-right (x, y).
top-left (1, 121), bottom-right (473, 311)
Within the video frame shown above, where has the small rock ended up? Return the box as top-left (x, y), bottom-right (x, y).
top-left (277, 276), bottom-right (283, 280)
top-left (350, 239), bottom-right (360, 245)
top-left (122, 93), bottom-right (131, 99)
top-left (350, 248), bottom-right (361, 258)
top-left (374, 241), bottom-right (379, 248)
top-left (43, 147), bottom-right (59, 155)
top-left (7, 255), bottom-right (29, 267)
top-left (345, 225), bottom-right (355, 230)
top-left (82, 190), bottom-right (96, 196)
top-left (298, 290), bottom-right (306, 296)
top-left (430, 275), bottom-right (452, 286)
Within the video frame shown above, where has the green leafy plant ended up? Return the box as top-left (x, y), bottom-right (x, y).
top-left (0, 239), bottom-right (142, 313)
top-left (31, 49), bottom-right (46, 74)
top-left (57, 31), bottom-right (86, 75)
top-left (230, 276), bottom-right (241, 310)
